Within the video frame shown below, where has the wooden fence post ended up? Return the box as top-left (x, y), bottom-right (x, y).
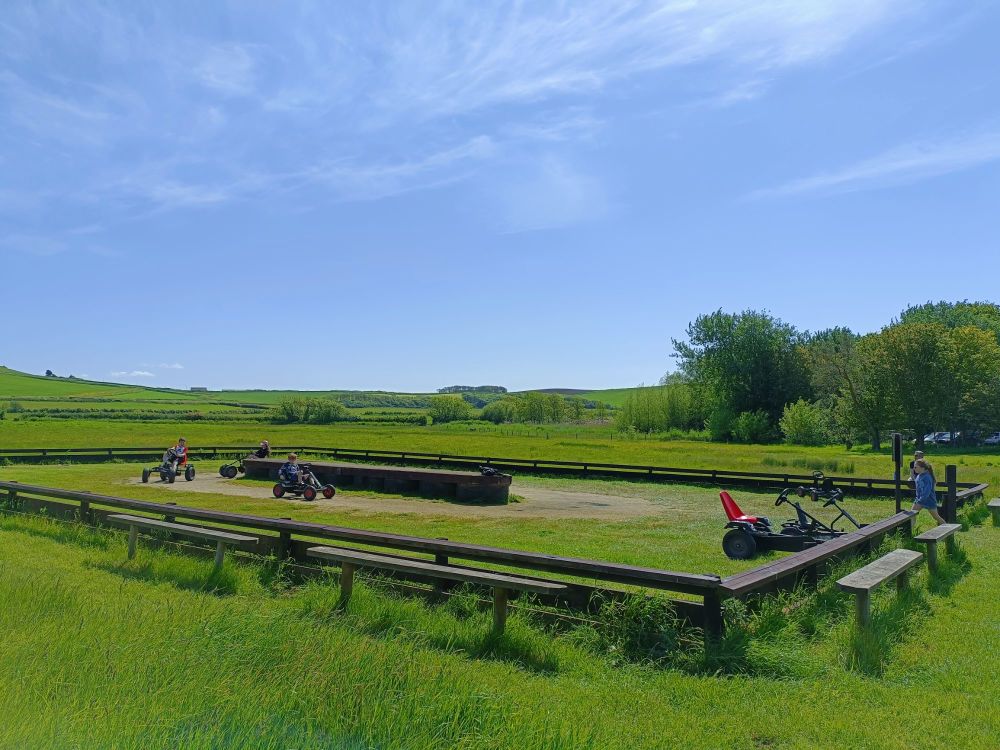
top-left (164, 502), bottom-right (177, 524)
top-left (945, 465), bottom-right (958, 524)
top-left (702, 591), bottom-right (724, 644)
top-left (278, 518), bottom-right (292, 560)
top-left (892, 432), bottom-right (902, 514)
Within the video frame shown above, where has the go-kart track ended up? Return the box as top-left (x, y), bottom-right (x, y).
top-left (125, 473), bottom-right (682, 520)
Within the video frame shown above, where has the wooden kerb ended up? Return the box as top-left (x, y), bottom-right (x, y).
top-left (106, 513), bottom-right (257, 570)
top-left (913, 523), bottom-right (961, 573)
top-left (720, 511), bottom-right (916, 599)
top-left (306, 545), bottom-right (568, 634)
top-left (836, 549), bottom-right (923, 627)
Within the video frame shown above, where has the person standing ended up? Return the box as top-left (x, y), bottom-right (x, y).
top-left (912, 459), bottom-right (944, 525)
top-left (908, 450), bottom-right (925, 482)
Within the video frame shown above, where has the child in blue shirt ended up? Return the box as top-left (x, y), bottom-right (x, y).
top-left (279, 453), bottom-right (301, 484)
top-left (912, 459), bottom-right (944, 525)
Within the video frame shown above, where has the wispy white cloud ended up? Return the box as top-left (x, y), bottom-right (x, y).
top-left (749, 129), bottom-right (1000, 198)
top-left (111, 370), bottom-right (154, 378)
top-left (158, 363), bottom-right (184, 370)
top-left (0, 0), bottom-right (938, 238)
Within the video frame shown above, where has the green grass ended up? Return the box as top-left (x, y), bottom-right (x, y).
top-left (1, 498), bottom-right (998, 749)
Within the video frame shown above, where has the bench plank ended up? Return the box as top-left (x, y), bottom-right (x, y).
top-left (836, 549), bottom-right (923, 627)
top-left (913, 523), bottom-right (961, 543)
top-left (107, 514), bottom-right (258, 544)
top-left (306, 546), bottom-right (568, 595)
top-left (913, 523), bottom-right (961, 572)
top-left (836, 549), bottom-right (923, 594)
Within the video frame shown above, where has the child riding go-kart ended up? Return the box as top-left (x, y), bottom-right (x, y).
top-left (141, 439), bottom-right (195, 484)
top-left (218, 440), bottom-right (270, 479)
top-left (272, 453), bottom-right (335, 501)
top-left (720, 471), bottom-right (863, 560)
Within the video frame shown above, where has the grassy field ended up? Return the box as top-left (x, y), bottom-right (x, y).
top-left (4, 369), bottom-right (1000, 747)
top-left (1, 497), bottom-right (997, 749)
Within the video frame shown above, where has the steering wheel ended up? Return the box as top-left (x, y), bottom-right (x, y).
top-left (775, 490), bottom-right (790, 507)
top-left (812, 470), bottom-right (825, 481)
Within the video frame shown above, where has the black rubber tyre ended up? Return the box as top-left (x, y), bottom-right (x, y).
top-left (228, 466), bottom-right (239, 479)
top-left (303, 486), bottom-right (317, 502)
top-left (159, 470), bottom-right (169, 482)
top-left (141, 468), bottom-right (150, 483)
top-left (167, 470), bottom-right (176, 484)
top-left (219, 466), bottom-right (228, 477)
top-left (272, 484), bottom-right (285, 498)
top-left (322, 485), bottom-right (336, 499)
top-left (185, 466), bottom-right (195, 481)
top-left (722, 529), bottom-right (758, 560)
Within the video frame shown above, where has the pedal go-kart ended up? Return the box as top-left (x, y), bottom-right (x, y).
top-left (218, 453), bottom-right (257, 479)
top-left (720, 472), bottom-right (863, 560)
top-left (272, 464), bottom-right (336, 502)
top-left (141, 449), bottom-right (195, 484)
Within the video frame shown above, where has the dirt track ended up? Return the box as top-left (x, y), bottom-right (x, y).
top-left (125, 474), bottom-right (671, 520)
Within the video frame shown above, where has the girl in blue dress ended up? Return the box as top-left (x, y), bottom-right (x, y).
top-left (912, 459), bottom-right (945, 525)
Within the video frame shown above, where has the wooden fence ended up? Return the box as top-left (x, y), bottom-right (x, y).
top-left (0, 444), bottom-right (987, 497)
top-left (0, 477), bottom-right (988, 641)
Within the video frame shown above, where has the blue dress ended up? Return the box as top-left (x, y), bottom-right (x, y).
top-left (915, 471), bottom-right (937, 509)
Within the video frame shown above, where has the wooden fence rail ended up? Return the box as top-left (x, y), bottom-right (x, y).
top-left (0, 445), bottom-right (986, 497)
top-left (0, 479), bottom-right (723, 630)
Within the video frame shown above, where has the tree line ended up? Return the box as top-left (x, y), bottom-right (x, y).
top-left (617, 301), bottom-right (1000, 448)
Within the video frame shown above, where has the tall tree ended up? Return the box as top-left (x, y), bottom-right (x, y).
top-left (803, 329), bottom-right (893, 450)
top-left (673, 310), bottom-right (810, 426)
top-left (898, 301), bottom-right (1000, 342)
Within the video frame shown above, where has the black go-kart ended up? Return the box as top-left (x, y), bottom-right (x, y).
top-left (272, 464), bottom-right (335, 502)
top-left (141, 450), bottom-right (195, 484)
top-left (720, 471), bottom-right (863, 560)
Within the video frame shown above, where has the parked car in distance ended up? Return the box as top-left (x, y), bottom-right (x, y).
top-left (983, 432), bottom-right (1000, 446)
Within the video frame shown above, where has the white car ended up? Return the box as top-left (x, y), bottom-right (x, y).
top-left (983, 432), bottom-right (1000, 446)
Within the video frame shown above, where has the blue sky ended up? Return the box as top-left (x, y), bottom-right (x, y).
top-left (2, 1), bottom-right (999, 391)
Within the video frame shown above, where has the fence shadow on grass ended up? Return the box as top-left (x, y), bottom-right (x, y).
top-left (87, 556), bottom-right (242, 596)
top-left (0, 511), bottom-right (112, 551)
top-left (926, 544), bottom-right (972, 597)
top-left (294, 577), bottom-right (564, 675)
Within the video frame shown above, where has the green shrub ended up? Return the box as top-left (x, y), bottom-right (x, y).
top-left (731, 410), bottom-right (774, 443)
top-left (706, 405), bottom-right (735, 441)
top-left (779, 399), bottom-right (830, 446)
top-left (428, 395), bottom-right (473, 423)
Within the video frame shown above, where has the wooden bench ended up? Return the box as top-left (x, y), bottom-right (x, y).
top-left (836, 549), bottom-right (923, 627)
top-left (107, 514), bottom-right (257, 571)
top-left (306, 545), bottom-right (569, 633)
top-left (989, 499), bottom-right (1000, 526)
top-left (912, 523), bottom-right (961, 573)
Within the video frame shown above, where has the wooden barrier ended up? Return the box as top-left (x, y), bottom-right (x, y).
top-left (0, 444), bottom-right (988, 497)
top-left (242, 457), bottom-right (511, 504)
top-left (0, 479), bottom-right (722, 634)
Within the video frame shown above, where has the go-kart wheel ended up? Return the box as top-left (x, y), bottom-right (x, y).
top-left (228, 466), bottom-right (239, 479)
top-left (272, 484), bottom-right (285, 498)
top-left (218, 466), bottom-right (229, 478)
top-left (159, 470), bottom-right (169, 482)
top-left (185, 466), bottom-right (195, 481)
top-left (167, 470), bottom-right (176, 484)
top-left (141, 468), bottom-right (150, 483)
top-left (303, 486), bottom-right (317, 502)
top-left (322, 485), bottom-right (335, 499)
top-left (722, 529), bottom-right (758, 560)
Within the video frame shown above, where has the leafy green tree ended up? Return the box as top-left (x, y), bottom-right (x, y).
top-left (779, 399), bottom-right (830, 446)
top-left (428, 395), bottom-right (473, 423)
top-left (673, 309), bottom-right (810, 428)
top-left (803, 329), bottom-right (893, 450)
top-left (877, 323), bottom-right (956, 446)
top-left (898, 301), bottom-right (1000, 341)
top-left (731, 410), bottom-right (774, 443)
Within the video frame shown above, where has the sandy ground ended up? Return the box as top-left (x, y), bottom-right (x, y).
top-left (124, 473), bottom-right (670, 520)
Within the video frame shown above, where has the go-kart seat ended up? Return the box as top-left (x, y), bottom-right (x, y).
top-left (720, 491), bottom-right (759, 523)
